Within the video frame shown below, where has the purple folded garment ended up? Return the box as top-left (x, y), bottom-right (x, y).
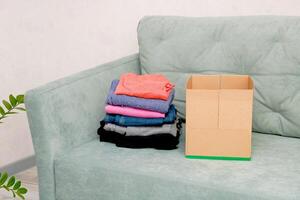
top-left (106, 80), bottom-right (174, 113)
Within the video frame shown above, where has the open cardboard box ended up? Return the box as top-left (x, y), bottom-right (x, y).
top-left (185, 75), bottom-right (254, 160)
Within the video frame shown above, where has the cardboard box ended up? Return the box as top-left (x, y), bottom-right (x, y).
top-left (185, 75), bottom-right (254, 160)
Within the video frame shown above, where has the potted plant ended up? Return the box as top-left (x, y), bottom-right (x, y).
top-left (0, 94), bottom-right (28, 199)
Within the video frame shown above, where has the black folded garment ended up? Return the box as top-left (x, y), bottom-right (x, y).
top-left (97, 120), bottom-right (182, 150)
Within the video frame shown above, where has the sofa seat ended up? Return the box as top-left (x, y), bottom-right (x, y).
top-left (54, 128), bottom-right (300, 200)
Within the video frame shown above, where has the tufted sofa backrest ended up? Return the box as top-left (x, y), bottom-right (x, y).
top-left (138, 16), bottom-right (300, 138)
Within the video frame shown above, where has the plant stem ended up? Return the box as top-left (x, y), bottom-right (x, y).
top-left (0, 102), bottom-right (24, 122)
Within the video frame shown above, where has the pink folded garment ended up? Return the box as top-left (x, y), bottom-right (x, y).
top-left (115, 73), bottom-right (174, 100)
top-left (105, 105), bottom-right (165, 118)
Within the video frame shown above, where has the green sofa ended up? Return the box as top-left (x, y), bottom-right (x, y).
top-left (26, 16), bottom-right (300, 200)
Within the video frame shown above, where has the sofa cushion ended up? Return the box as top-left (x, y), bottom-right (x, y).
top-left (55, 130), bottom-right (300, 200)
top-left (138, 16), bottom-right (300, 138)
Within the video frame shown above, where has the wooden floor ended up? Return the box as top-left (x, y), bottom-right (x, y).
top-left (0, 167), bottom-right (39, 200)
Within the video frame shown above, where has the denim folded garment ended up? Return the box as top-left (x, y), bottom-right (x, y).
top-left (104, 105), bottom-right (176, 126)
top-left (106, 80), bottom-right (175, 113)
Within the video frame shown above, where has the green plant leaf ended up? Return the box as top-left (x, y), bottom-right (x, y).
top-left (16, 192), bottom-right (25, 200)
top-left (0, 94), bottom-right (25, 124)
top-left (13, 181), bottom-right (21, 190)
top-left (15, 107), bottom-right (26, 111)
top-left (6, 176), bottom-right (15, 187)
top-left (2, 100), bottom-right (12, 110)
top-left (6, 112), bottom-right (18, 115)
top-left (17, 187), bottom-right (27, 194)
top-left (16, 95), bottom-right (24, 104)
top-left (0, 106), bottom-right (5, 115)
top-left (0, 172), bottom-right (8, 186)
top-left (9, 95), bottom-right (17, 107)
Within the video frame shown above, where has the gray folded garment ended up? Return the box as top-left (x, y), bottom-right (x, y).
top-left (103, 121), bottom-right (178, 137)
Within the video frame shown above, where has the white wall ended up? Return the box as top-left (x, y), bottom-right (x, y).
top-left (1, 0), bottom-right (300, 167)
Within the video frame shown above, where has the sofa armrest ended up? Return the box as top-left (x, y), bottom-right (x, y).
top-left (25, 54), bottom-right (140, 200)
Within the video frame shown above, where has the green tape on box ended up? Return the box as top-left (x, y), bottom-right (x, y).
top-left (185, 155), bottom-right (251, 161)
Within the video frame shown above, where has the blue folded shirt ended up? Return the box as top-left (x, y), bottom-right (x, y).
top-left (104, 105), bottom-right (177, 126)
top-left (106, 80), bottom-right (175, 113)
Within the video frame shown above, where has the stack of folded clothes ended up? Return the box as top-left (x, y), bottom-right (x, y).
top-left (97, 73), bottom-right (182, 150)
